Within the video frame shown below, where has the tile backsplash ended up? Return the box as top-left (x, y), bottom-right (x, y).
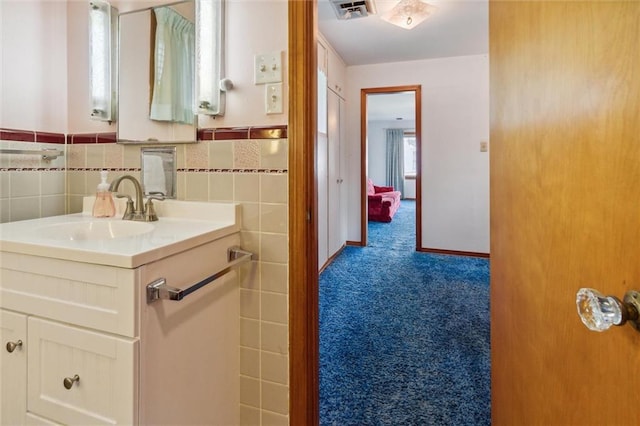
top-left (0, 125), bottom-right (290, 425)
top-left (0, 129), bottom-right (66, 223)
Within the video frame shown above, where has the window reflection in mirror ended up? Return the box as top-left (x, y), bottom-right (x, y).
top-left (117, 1), bottom-right (197, 144)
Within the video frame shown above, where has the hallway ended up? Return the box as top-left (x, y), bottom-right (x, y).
top-left (319, 201), bottom-right (490, 425)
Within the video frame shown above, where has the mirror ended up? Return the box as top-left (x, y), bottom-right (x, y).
top-left (141, 147), bottom-right (177, 198)
top-left (118, 1), bottom-right (196, 143)
top-left (117, 1), bottom-right (197, 144)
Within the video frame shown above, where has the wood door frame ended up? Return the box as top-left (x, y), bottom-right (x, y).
top-left (360, 86), bottom-right (423, 250)
top-left (288, 0), bottom-right (319, 424)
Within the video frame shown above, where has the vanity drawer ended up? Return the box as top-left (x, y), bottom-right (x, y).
top-left (0, 253), bottom-right (138, 337)
top-left (27, 318), bottom-right (138, 426)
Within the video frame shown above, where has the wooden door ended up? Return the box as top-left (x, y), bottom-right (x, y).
top-left (490, 1), bottom-right (640, 425)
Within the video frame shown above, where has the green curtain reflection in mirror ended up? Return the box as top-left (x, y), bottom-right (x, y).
top-left (150, 7), bottom-right (195, 124)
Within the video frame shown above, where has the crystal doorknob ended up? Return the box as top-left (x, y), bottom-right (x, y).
top-left (576, 288), bottom-right (640, 332)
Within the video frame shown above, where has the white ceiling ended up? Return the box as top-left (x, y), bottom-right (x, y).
top-left (318, 0), bottom-right (489, 66)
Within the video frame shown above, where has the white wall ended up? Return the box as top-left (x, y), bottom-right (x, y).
top-left (1, 0), bottom-right (68, 133)
top-left (346, 54), bottom-right (490, 253)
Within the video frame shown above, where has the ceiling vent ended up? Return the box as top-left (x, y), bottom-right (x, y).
top-left (330, 0), bottom-right (377, 20)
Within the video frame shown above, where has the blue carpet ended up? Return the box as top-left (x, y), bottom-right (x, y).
top-left (319, 200), bottom-right (491, 425)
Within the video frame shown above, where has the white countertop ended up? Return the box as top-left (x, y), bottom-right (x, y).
top-left (0, 200), bottom-right (240, 268)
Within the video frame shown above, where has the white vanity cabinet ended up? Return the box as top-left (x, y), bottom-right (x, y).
top-left (0, 231), bottom-right (241, 425)
top-left (1, 309), bottom-right (27, 425)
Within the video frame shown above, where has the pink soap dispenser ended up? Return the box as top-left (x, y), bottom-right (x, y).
top-left (92, 170), bottom-right (116, 218)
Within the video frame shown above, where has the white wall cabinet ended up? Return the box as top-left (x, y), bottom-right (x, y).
top-left (327, 90), bottom-right (347, 256)
top-left (318, 34), bottom-right (348, 269)
top-left (328, 48), bottom-right (346, 98)
top-left (0, 234), bottom-right (240, 425)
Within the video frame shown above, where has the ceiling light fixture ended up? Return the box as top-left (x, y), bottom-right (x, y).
top-left (381, 0), bottom-right (437, 30)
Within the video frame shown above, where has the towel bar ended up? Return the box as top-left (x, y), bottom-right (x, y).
top-left (146, 246), bottom-right (254, 303)
top-left (0, 148), bottom-right (64, 161)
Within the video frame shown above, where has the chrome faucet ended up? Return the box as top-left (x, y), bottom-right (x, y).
top-left (109, 175), bottom-right (163, 222)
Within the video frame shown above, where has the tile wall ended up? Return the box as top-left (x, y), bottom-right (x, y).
top-left (65, 126), bottom-right (290, 425)
top-left (0, 129), bottom-right (66, 223)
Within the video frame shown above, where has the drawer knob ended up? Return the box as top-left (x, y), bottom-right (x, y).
top-left (63, 374), bottom-right (80, 390)
top-left (5, 340), bottom-right (22, 353)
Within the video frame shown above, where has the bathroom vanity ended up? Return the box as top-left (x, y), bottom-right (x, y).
top-left (0, 200), bottom-right (245, 425)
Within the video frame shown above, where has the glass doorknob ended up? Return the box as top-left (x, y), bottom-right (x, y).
top-left (576, 288), bottom-right (640, 332)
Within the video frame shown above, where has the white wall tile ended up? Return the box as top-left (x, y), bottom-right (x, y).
top-left (41, 171), bottom-right (65, 195)
top-left (261, 352), bottom-right (288, 385)
top-left (10, 196), bottom-right (40, 221)
top-left (10, 171), bottom-right (39, 197)
top-left (260, 174), bottom-right (287, 204)
top-left (261, 382), bottom-right (288, 415)
top-left (261, 292), bottom-right (287, 325)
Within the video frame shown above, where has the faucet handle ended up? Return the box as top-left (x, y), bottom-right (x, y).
top-left (115, 194), bottom-right (135, 220)
top-left (147, 191), bottom-right (165, 201)
top-left (144, 193), bottom-right (164, 222)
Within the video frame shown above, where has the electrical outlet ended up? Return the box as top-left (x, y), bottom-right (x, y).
top-left (254, 52), bottom-right (282, 85)
top-left (265, 83), bottom-right (283, 114)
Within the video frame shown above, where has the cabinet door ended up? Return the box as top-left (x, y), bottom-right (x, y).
top-left (328, 91), bottom-right (346, 256)
top-left (318, 131), bottom-right (329, 269)
top-left (317, 40), bottom-right (328, 76)
top-left (1, 309), bottom-right (27, 426)
top-left (27, 318), bottom-right (137, 425)
top-left (327, 49), bottom-right (346, 98)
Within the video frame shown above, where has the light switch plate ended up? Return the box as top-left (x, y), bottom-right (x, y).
top-left (254, 52), bottom-right (282, 84)
top-left (480, 141), bottom-right (488, 152)
top-left (265, 83), bottom-right (283, 114)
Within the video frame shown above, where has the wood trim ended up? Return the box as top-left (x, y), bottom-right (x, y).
top-left (318, 244), bottom-right (347, 273)
top-left (418, 247), bottom-right (490, 259)
top-left (288, 1), bottom-right (319, 425)
top-left (415, 85), bottom-right (422, 251)
top-left (360, 85), bottom-right (423, 251)
top-left (346, 240), bottom-right (364, 247)
top-left (360, 90), bottom-right (368, 246)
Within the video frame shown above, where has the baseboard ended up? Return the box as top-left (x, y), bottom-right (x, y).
top-left (319, 244), bottom-right (348, 273)
top-left (419, 247), bottom-right (490, 259)
top-left (346, 240), bottom-right (364, 247)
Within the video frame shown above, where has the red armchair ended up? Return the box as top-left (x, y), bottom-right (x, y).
top-left (367, 179), bottom-right (401, 222)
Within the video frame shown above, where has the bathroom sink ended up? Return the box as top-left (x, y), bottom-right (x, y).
top-left (0, 199), bottom-right (240, 268)
top-left (37, 220), bottom-right (155, 241)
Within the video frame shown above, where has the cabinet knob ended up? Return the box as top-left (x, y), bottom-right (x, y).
top-left (5, 340), bottom-right (22, 353)
top-left (63, 374), bottom-right (80, 390)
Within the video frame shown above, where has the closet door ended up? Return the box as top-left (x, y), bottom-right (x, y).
top-left (327, 91), bottom-right (345, 257)
top-left (317, 50), bottom-right (329, 270)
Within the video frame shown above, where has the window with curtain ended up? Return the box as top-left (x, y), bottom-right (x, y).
top-left (403, 131), bottom-right (417, 178)
top-left (385, 128), bottom-right (405, 197)
top-left (150, 6), bottom-right (195, 124)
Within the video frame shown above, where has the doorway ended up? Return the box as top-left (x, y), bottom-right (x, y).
top-left (360, 86), bottom-right (422, 250)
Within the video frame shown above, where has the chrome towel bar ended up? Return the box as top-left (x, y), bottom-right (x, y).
top-left (146, 246), bottom-right (254, 304)
top-left (0, 148), bottom-right (64, 161)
